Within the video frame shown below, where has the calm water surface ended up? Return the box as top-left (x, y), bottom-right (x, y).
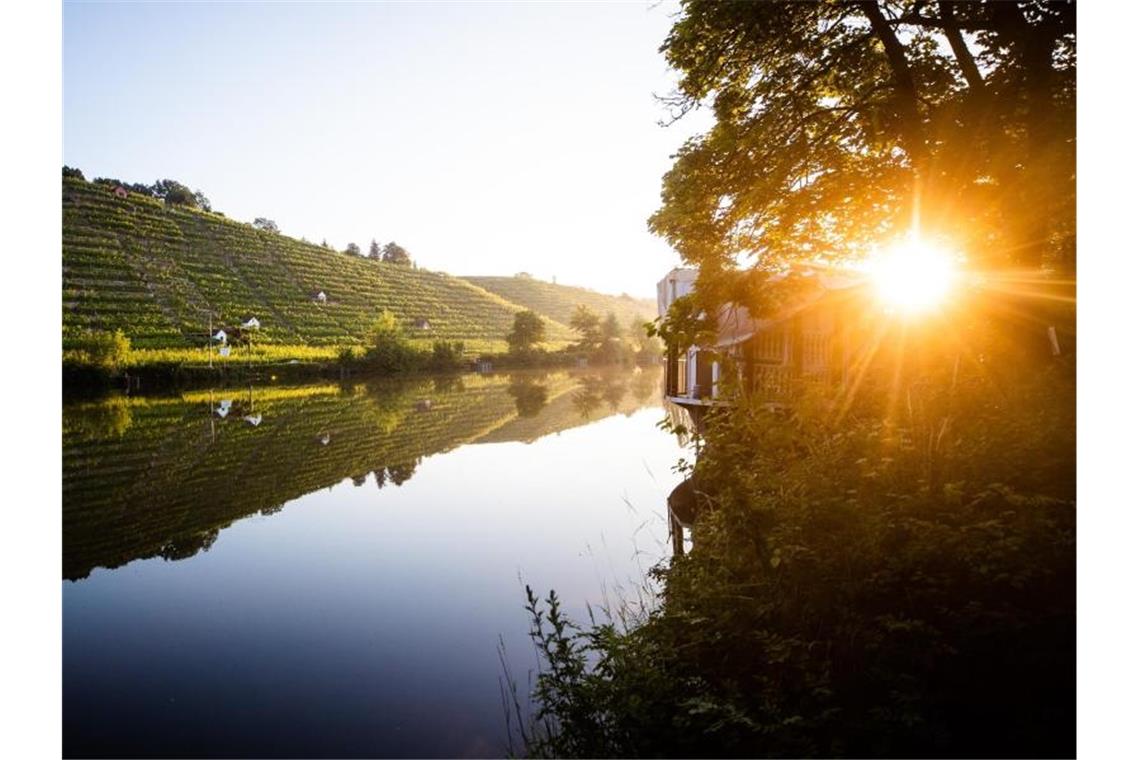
top-left (63, 369), bottom-right (686, 758)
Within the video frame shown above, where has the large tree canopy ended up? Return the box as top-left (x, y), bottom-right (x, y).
top-left (649, 0), bottom-right (1075, 275)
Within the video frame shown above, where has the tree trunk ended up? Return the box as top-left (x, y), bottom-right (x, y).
top-left (857, 0), bottom-right (929, 223)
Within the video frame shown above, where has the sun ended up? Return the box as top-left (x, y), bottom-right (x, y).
top-left (867, 236), bottom-right (960, 314)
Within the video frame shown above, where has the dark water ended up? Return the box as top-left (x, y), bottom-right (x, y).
top-left (63, 368), bottom-right (685, 758)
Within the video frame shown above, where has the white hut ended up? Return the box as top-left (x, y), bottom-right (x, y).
top-left (242, 317), bottom-right (261, 330)
top-left (315, 291), bottom-right (328, 304)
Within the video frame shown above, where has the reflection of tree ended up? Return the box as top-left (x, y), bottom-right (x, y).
top-left (508, 376), bottom-right (549, 418)
top-left (602, 376), bottom-right (627, 411)
top-left (373, 469), bottom-right (387, 489)
top-left (630, 369), bottom-right (659, 404)
top-left (573, 374), bottom-right (628, 417)
top-left (351, 473), bottom-right (368, 487)
top-left (434, 375), bottom-right (464, 394)
top-left (387, 459), bottom-right (419, 486)
top-left (572, 385), bottom-right (603, 419)
top-left (63, 397), bottom-right (133, 441)
top-left (159, 528), bottom-right (218, 561)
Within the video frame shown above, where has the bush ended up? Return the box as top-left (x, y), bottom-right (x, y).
top-left (363, 311), bottom-right (420, 372)
top-left (519, 318), bottom-right (1076, 758)
top-left (429, 341), bottom-right (465, 371)
top-left (75, 329), bottom-right (131, 371)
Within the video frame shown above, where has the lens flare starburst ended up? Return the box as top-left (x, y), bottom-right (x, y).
top-left (868, 236), bottom-right (960, 314)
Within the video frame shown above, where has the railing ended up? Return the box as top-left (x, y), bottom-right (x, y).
top-left (802, 331), bottom-right (830, 377)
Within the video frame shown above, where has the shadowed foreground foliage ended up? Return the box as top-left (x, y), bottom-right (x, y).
top-left (518, 314), bottom-right (1075, 758)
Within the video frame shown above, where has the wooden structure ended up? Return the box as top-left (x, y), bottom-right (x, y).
top-left (658, 267), bottom-right (864, 410)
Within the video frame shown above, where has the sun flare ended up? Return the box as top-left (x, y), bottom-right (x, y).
top-left (868, 236), bottom-right (960, 314)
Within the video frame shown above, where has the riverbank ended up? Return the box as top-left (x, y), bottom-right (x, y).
top-left (63, 343), bottom-right (659, 396)
top-left (518, 323), bottom-right (1077, 758)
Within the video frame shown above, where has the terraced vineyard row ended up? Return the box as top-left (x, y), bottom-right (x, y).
top-left (63, 177), bottom-right (577, 351)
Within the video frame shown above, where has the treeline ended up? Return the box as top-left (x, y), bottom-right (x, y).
top-left (65, 166), bottom-right (213, 212)
top-left (504, 304), bottom-right (661, 367)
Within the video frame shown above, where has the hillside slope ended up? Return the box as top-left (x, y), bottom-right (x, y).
top-left (461, 276), bottom-right (656, 330)
top-left (62, 177), bottom-right (576, 350)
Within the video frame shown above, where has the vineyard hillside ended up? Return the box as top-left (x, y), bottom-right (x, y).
top-left (62, 177), bottom-right (578, 351)
top-left (460, 276), bottom-right (656, 330)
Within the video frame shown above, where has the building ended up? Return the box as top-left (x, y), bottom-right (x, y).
top-left (657, 267), bottom-right (865, 411)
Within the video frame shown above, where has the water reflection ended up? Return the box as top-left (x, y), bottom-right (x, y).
top-left (63, 369), bottom-right (660, 582)
top-left (64, 367), bottom-right (683, 758)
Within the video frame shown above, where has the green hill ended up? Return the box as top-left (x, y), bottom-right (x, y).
top-left (461, 275), bottom-right (656, 330)
top-left (62, 176), bottom-right (578, 353)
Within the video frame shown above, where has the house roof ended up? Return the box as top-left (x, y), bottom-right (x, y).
top-left (713, 267), bottom-right (867, 348)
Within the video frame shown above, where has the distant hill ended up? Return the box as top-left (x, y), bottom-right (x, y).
top-left (62, 177), bottom-right (581, 350)
top-left (461, 276), bottom-right (656, 330)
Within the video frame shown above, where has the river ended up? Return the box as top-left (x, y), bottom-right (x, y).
top-left (62, 368), bottom-right (686, 757)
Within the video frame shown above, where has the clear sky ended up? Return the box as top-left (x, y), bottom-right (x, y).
top-left (63, 0), bottom-right (710, 297)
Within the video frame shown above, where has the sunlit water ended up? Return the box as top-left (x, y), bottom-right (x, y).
top-left (63, 368), bottom-right (686, 758)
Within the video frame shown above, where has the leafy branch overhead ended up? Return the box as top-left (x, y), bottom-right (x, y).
top-left (650, 0), bottom-right (1074, 273)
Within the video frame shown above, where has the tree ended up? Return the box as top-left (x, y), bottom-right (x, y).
top-left (381, 241), bottom-right (412, 266)
top-left (321, 239), bottom-right (330, 249)
top-left (78, 329), bottom-right (131, 370)
top-left (649, 1), bottom-right (1074, 276)
top-left (629, 315), bottom-right (660, 363)
top-left (569, 304), bottom-right (602, 353)
top-left (600, 311), bottom-right (622, 341)
top-left (345, 242), bottom-right (361, 256)
top-left (151, 179), bottom-right (200, 207)
top-left (252, 217), bottom-right (279, 233)
top-left (368, 239), bottom-right (382, 260)
top-left (507, 310), bottom-right (545, 354)
top-left (63, 166), bottom-right (85, 181)
top-left (193, 190), bottom-right (212, 212)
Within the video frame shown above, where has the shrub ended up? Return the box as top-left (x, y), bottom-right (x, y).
top-left (519, 319), bottom-right (1076, 758)
top-left (76, 329), bottom-right (131, 370)
top-left (429, 341), bottom-right (465, 371)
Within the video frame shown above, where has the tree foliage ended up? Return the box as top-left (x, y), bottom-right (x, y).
top-left (382, 241), bottom-right (413, 266)
top-left (568, 304), bottom-right (602, 353)
top-left (345, 242), bottom-right (361, 256)
top-left (507, 309), bottom-right (546, 354)
top-left (649, 0), bottom-right (1075, 274)
top-left (73, 329), bottom-right (131, 370)
top-left (368, 239), bottom-right (382, 260)
top-left (252, 217), bottom-right (279, 233)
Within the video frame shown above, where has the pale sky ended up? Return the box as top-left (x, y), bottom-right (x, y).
top-left (63, 0), bottom-right (710, 297)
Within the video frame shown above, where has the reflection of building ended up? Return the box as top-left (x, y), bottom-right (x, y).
top-left (657, 267), bottom-right (864, 412)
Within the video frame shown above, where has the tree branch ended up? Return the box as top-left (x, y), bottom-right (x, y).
top-left (938, 1), bottom-right (986, 94)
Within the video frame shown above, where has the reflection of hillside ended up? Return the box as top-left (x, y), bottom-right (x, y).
top-left (62, 370), bottom-right (660, 580)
